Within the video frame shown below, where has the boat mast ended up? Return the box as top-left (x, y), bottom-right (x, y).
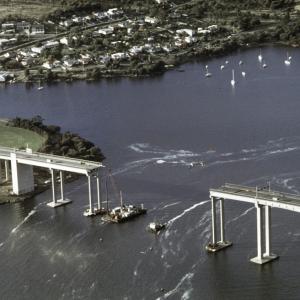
top-left (105, 175), bottom-right (109, 212)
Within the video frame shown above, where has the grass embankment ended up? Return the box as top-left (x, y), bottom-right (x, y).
top-left (0, 120), bottom-right (45, 150)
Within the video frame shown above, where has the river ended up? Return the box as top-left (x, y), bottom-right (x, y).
top-left (0, 46), bottom-right (300, 299)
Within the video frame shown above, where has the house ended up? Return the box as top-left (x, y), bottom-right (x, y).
top-left (207, 25), bottom-right (218, 31)
top-left (176, 29), bottom-right (194, 37)
top-left (31, 24), bottom-right (45, 35)
top-left (155, 0), bottom-right (168, 3)
top-left (16, 21), bottom-right (31, 34)
top-left (99, 55), bottom-right (110, 64)
top-left (44, 41), bottom-right (59, 48)
top-left (184, 36), bottom-right (197, 44)
top-left (93, 12), bottom-right (108, 20)
top-left (144, 16), bottom-right (158, 24)
top-left (129, 46), bottom-right (144, 55)
top-left (60, 37), bottom-right (69, 46)
top-left (1, 23), bottom-right (15, 31)
top-left (107, 8), bottom-right (123, 16)
top-left (111, 52), bottom-right (127, 60)
top-left (0, 72), bottom-right (13, 83)
top-left (63, 59), bottom-right (77, 68)
top-left (59, 20), bottom-right (73, 27)
top-left (42, 62), bottom-right (53, 69)
top-left (97, 26), bottom-right (114, 35)
top-left (31, 46), bottom-right (44, 54)
top-left (198, 28), bottom-right (210, 35)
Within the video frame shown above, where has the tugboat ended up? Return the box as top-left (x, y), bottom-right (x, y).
top-left (147, 222), bottom-right (166, 233)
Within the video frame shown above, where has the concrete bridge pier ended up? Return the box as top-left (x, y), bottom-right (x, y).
top-left (84, 174), bottom-right (95, 216)
top-left (206, 197), bottom-right (232, 252)
top-left (47, 169), bottom-right (72, 208)
top-left (5, 160), bottom-right (10, 181)
top-left (250, 204), bottom-right (278, 264)
top-left (10, 153), bottom-right (34, 195)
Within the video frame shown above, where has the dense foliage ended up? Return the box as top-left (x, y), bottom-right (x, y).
top-left (7, 116), bottom-right (105, 162)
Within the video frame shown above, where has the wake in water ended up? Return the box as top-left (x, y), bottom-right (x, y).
top-left (114, 136), bottom-right (300, 175)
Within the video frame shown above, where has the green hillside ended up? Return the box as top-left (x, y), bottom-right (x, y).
top-left (0, 121), bottom-right (45, 151)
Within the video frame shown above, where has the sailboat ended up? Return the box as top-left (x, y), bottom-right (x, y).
top-left (205, 65), bottom-right (212, 77)
top-left (37, 80), bottom-right (44, 90)
top-left (284, 52), bottom-right (291, 65)
top-left (231, 69), bottom-right (235, 87)
top-left (258, 49), bottom-right (263, 62)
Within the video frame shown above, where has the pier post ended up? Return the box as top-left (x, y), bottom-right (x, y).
top-left (60, 171), bottom-right (64, 200)
top-left (51, 169), bottom-right (57, 205)
top-left (206, 197), bottom-right (232, 252)
top-left (263, 206), bottom-right (278, 262)
top-left (47, 169), bottom-right (71, 208)
top-left (220, 198), bottom-right (225, 243)
top-left (211, 196), bottom-right (217, 245)
top-left (96, 175), bottom-right (101, 211)
top-left (250, 204), bottom-right (278, 264)
top-left (83, 174), bottom-right (95, 216)
top-left (5, 160), bottom-right (9, 181)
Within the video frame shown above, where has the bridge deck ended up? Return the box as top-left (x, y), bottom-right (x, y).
top-left (210, 183), bottom-right (300, 213)
top-left (0, 146), bottom-right (103, 175)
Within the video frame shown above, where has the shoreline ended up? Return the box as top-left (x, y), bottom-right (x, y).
top-left (5, 40), bottom-right (299, 85)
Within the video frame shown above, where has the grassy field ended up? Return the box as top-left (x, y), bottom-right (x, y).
top-left (0, 1), bottom-right (60, 19)
top-left (0, 121), bottom-right (45, 151)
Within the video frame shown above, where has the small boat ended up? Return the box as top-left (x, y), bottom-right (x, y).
top-left (241, 71), bottom-right (246, 77)
top-left (148, 222), bottom-right (166, 233)
top-left (239, 60), bottom-right (243, 65)
top-left (225, 60), bottom-right (229, 64)
top-left (205, 65), bottom-right (212, 77)
top-left (101, 188), bottom-right (146, 223)
top-left (37, 80), bottom-right (44, 90)
top-left (262, 62), bottom-right (267, 68)
top-left (220, 65), bottom-right (225, 70)
top-left (258, 49), bottom-right (263, 62)
top-left (102, 204), bottom-right (147, 223)
top-left (189, 161), bottom-right (205, 168)
top-left (284, 52), bottom-right (291, 65)
top-left (230, 69), bottom-right (235, 87)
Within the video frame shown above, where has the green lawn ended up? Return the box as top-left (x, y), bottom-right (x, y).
top-left (0, 121), bottom-right (46, 151)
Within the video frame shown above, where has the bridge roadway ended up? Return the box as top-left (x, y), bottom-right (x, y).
top-left (207, 183), bottom-right (300, 265)
top-left (0, 146), bottom-right (104, 216)
top-left (0, 146), bottom-right (102, 175)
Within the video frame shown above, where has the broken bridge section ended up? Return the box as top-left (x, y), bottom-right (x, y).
top-left (207, 183), bottom-right (300, 264)
top-left (0, 146), bottom-right (104, 216)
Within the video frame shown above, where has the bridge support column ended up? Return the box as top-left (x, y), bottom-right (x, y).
top-left (5, 160), bottom-right (10, 181)
top-left (250, 204), bottom-right (278, 264)
top-left (10, 153), bottom-right (34, 195)
top-left (96, 175), bottom-right (102, 211)
top-left (83, 174), bottom-right (95, 216)
top-left (206, 197), bottom-right (232, 252)
top-left (47, 169), bottom-right (71, 208)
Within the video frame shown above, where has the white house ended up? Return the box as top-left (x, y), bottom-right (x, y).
top-left (42, 62), bottom-right (53, 69)
top-left (111, 52), bottom-right (127, 60)
top-left (176, 29), bottom-right (194, 37)
top-left (155, 0), bottom-right (168, 3)
top-left (129, 45), bottom-right (144, 55)
top-left (145, 16), bottom-right (158, 24)
top-left (97, 26), bottom-right (114, 35)
top-left (60, 37), bottom-right (69, 45)
top-left (31, 46), bottom-right (44, 54)
top-left (44, 41), bottom-right (59, 48)
top-left (31, 24), bottom-right (45, 35)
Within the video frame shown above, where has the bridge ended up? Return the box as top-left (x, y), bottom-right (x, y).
top-left (207, 183), bottom-right (300, 264)
top-left (0, 146), bottom-right (104, 216)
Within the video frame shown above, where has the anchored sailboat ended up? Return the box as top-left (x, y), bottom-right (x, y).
top-left (231, 69), bottom-right (235, 87)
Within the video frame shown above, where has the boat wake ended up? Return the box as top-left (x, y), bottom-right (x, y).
top-left (115, 136), bottom-right (300, 175)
